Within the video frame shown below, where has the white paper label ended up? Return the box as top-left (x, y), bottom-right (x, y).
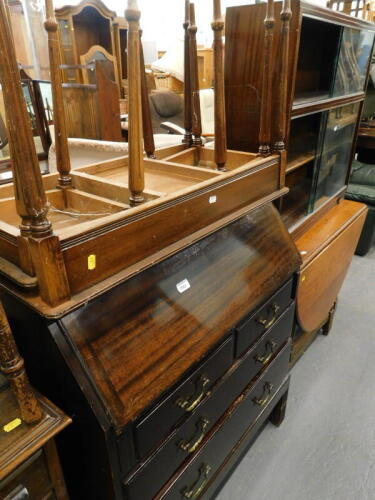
top-left (209, 195), bottom-right (217, 204)
top-left (176, 278), bottom-right (191, 293)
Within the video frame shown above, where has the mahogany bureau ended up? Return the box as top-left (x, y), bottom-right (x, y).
top-left (1, 204), bottom-right (300, 499)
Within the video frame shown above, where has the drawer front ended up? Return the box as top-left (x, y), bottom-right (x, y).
top-left (159, 341), bottom-right (291, 499)
top-left (124, 306), bottom-right (294, 500)
top-left (235, 278), bottom-right (294, 357)
top-left (135, 336), bottom-right (234, 459)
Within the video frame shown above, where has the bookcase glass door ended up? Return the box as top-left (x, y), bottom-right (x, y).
top-left (311, 102), bottom-right (360, 211)
top-left (333, 28), bottom-right (375, 97)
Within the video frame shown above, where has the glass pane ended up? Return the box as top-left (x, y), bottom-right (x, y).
top-left (313, 103), bottom-right (360, 210)
top-left (333, 28), bottom-right (375, 96)
top-left (38, 81), bottom-right (53, 122)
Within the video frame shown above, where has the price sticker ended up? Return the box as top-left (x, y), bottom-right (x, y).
top-left (3, 418), bottom-right (22, 433)
top-left (176, 279), bottom-right (191, 294)
top-left (88, 254), bottom-right (96, 270)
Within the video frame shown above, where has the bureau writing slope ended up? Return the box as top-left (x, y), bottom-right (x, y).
top-left (0, 0), bottom-right (301, 497)
top-left (225, 0), bottom-right (372, 361)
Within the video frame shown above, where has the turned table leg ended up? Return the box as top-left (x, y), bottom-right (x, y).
top-left (322, 300), bottom-right (337, 336)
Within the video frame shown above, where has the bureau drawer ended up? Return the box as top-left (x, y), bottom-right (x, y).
top-left (157, 341), bottom-right (291, 499)
top-left (134, 335), bottom-right (234, 459)
top-left (235, 278), bottom-right (294, 357)
top-left (124, 330), bottom-right (292, 500)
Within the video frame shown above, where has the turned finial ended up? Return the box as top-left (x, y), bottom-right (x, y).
top-left (44, 0), bottom-right (72, 187)
top-left (259, 0), bottom-right (275, 156)
top-left (274, 0), bottom-right (292, 152)
top-left (188, 3), bottom-right (203, 147)
top-left (212, 0), bottom-right (227, 170)
top-left (125, 0), bottom-right (145, 206)
top-left (183, 0), bottom-right (192, 146)
top-left (0, 0), bottom-right (52, 238)
top-left (0, 302), bottom-right (43, 424)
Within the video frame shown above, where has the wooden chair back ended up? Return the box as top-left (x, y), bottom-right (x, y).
top-left (80, 45), bottom-right (119, 85)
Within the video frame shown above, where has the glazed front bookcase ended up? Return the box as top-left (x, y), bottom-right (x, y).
top-left (3, 207), bottom-right (300, 499)
top-left (225, 0), bottom-right (372, 359)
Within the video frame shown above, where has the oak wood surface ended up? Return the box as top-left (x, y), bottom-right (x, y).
top-left (0, 390), bottom-right (70, 481)
top-left (61, 203), bottom-right (299, 428)
top-left (296, 200), bottom-right (367, 332)
top-left (44, 0), bottom-right (72, 188)
top-left (183, 0), bottom-right (192, 146)
top-left (0, 301), bottom-right (42, 424)
top-left (125, 0), bottom-right (145, 205)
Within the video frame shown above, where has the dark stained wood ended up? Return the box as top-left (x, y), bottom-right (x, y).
top-left (44, 0), bottom-right (72, 188)
top-left (0, 301), bottom-right (43, 424)
top-left (183, 0), bottom-right (192, 146)
top-left (188, 3), bottom-right (203, 147)
top-left (61, 203), bottom-right (300, 428)
top-left (273, 0), bottom-right (292, 152)
top-left (292, 91), bottom-right (364, 117)
top-left (125, 0), bottom-right (145, 206)
top-left (212, 0), bottom-right (227, 170)
top-left (139, 31), bottom-right (155, 158)
top-left (259, 0), bottom-right (275, 156)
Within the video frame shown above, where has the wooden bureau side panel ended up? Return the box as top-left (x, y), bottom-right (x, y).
top-left (62, 162), bottom-right (279, 295)
top-left (296, 207), bottom-right (367, 333)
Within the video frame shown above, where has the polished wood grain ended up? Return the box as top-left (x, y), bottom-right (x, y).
top-left (273, 0), bottom-right (292, 152)
top-left (258, 0), bottom-right (275, 156)
top-left (0, 0), bottom-right (52, 239)
top-left (189, 3), bottom-right (203, 147)
top-left (212, 0), bottom-right (227, 170)
top-left (96, 61), bottom-right (122, 142)
top-left (140, 31), bottom-right (155, 159)
top-left (0, 388), bottom-right (70, 490)
top-left (62, 203), bottom-right (300, 428)
top-left (0, 301), bottom-right (42, 423)
top-left (125, 0), bottom-right (145, 205)
top-left (44, 0), bottom-right (72, 188)
top-left (296, 200), bottom-right (367, 332)
top-left (183, 0), bottom-right (192, 146)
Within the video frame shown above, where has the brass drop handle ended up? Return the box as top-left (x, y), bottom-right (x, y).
top-left (176, 375), bottom-right (210, 412)
top-left (182, 464), bottom-right (211, 499)
top-left (178, 417), bottom-right (210, 453)
top-left (256, 303), bottom-right (280, 329)
top-left (254, 341), bottom-right (277, 365)
top-left (253, 382), bottom-right (274, 407)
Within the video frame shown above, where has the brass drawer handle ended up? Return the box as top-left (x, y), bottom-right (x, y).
top-left (254, 341), bottom-right (277, 365)
top-left (182, 463), bottom-right (211, 499)
top-left (176, 375), bottom-right (210, 412)
top-left (178, 417), bottom-right (210, 453)
top-left (253, 382), bottom-right (274, 407)
top-left (256, 304), bottom-right (280, 329)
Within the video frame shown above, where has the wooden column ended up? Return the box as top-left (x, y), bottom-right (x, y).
top-left (189, 3), bottom-right (203, 146)
top-left (0, 0), bottom-right (70, 306)
top-left (258, 0), bottom-right (275, 156)
top-left (0, 301), bottom-right (43, 424)
top-left (212, 0), bottom-right (227, 170)
top-left (0, 0), bottom-right (52, 238)
top-left (44, 0), bottom-right (72, 188)
top-left (125, 0), bottom-right (145, 206)
top-left (274, 0), bottom-right (292, 152)
top-left (140, 30), bottom-right (155, 158)
top-left (183, 0), bottom-right (192, 146)
top-left (113, 20), bottom-right (125, 98)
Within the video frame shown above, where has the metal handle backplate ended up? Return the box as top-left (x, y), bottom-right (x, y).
top-left (176, 375), bottom-right (210, 412)
top-left (253, 382), bottom-right (274, 407)
top-left (182, 464), bottom-right (211, 499)
top-left (256, 303), bottom-right (280, 329)
top-left (178, 417), bottom-right (210, 453)
top-left (254, 341), bottom-right (277, 365)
